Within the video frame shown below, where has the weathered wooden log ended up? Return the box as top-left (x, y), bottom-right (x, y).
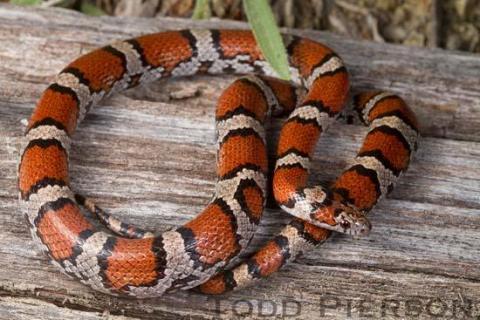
top-left (0, 4), bottom-right (479, 319)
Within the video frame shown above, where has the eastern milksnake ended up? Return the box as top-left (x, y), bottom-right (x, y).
top-left (18, 29), bottom-right (419, 297)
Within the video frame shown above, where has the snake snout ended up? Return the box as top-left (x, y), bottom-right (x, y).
top-left (333, 203), bottom-right (371, 237)
top-left (353, 217), bottom-right (372, 237)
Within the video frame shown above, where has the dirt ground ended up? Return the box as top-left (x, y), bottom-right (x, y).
top-left (92, 0), bottom-right (480, 53)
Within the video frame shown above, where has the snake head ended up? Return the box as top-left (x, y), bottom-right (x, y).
top-left (310, 201), bottom-right (371, 237)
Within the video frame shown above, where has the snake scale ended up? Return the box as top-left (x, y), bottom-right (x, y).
top-left (18, 29), bottom-right (419, 297)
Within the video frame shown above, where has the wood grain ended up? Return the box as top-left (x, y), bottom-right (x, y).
top-left (0, 4), bottom-right (479, 319)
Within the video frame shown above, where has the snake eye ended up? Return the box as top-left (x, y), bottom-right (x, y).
top-left (340, 220), bottom-right (350, 230)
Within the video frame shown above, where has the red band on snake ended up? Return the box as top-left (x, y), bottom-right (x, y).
top-left (18, 29), bottom-right (419, 297)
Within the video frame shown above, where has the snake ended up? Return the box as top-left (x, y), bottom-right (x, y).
top-left (18, 29), bottom-right (419, 297)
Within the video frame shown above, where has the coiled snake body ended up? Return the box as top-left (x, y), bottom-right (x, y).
top-left (18, 29), bottom-right (419, 297)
